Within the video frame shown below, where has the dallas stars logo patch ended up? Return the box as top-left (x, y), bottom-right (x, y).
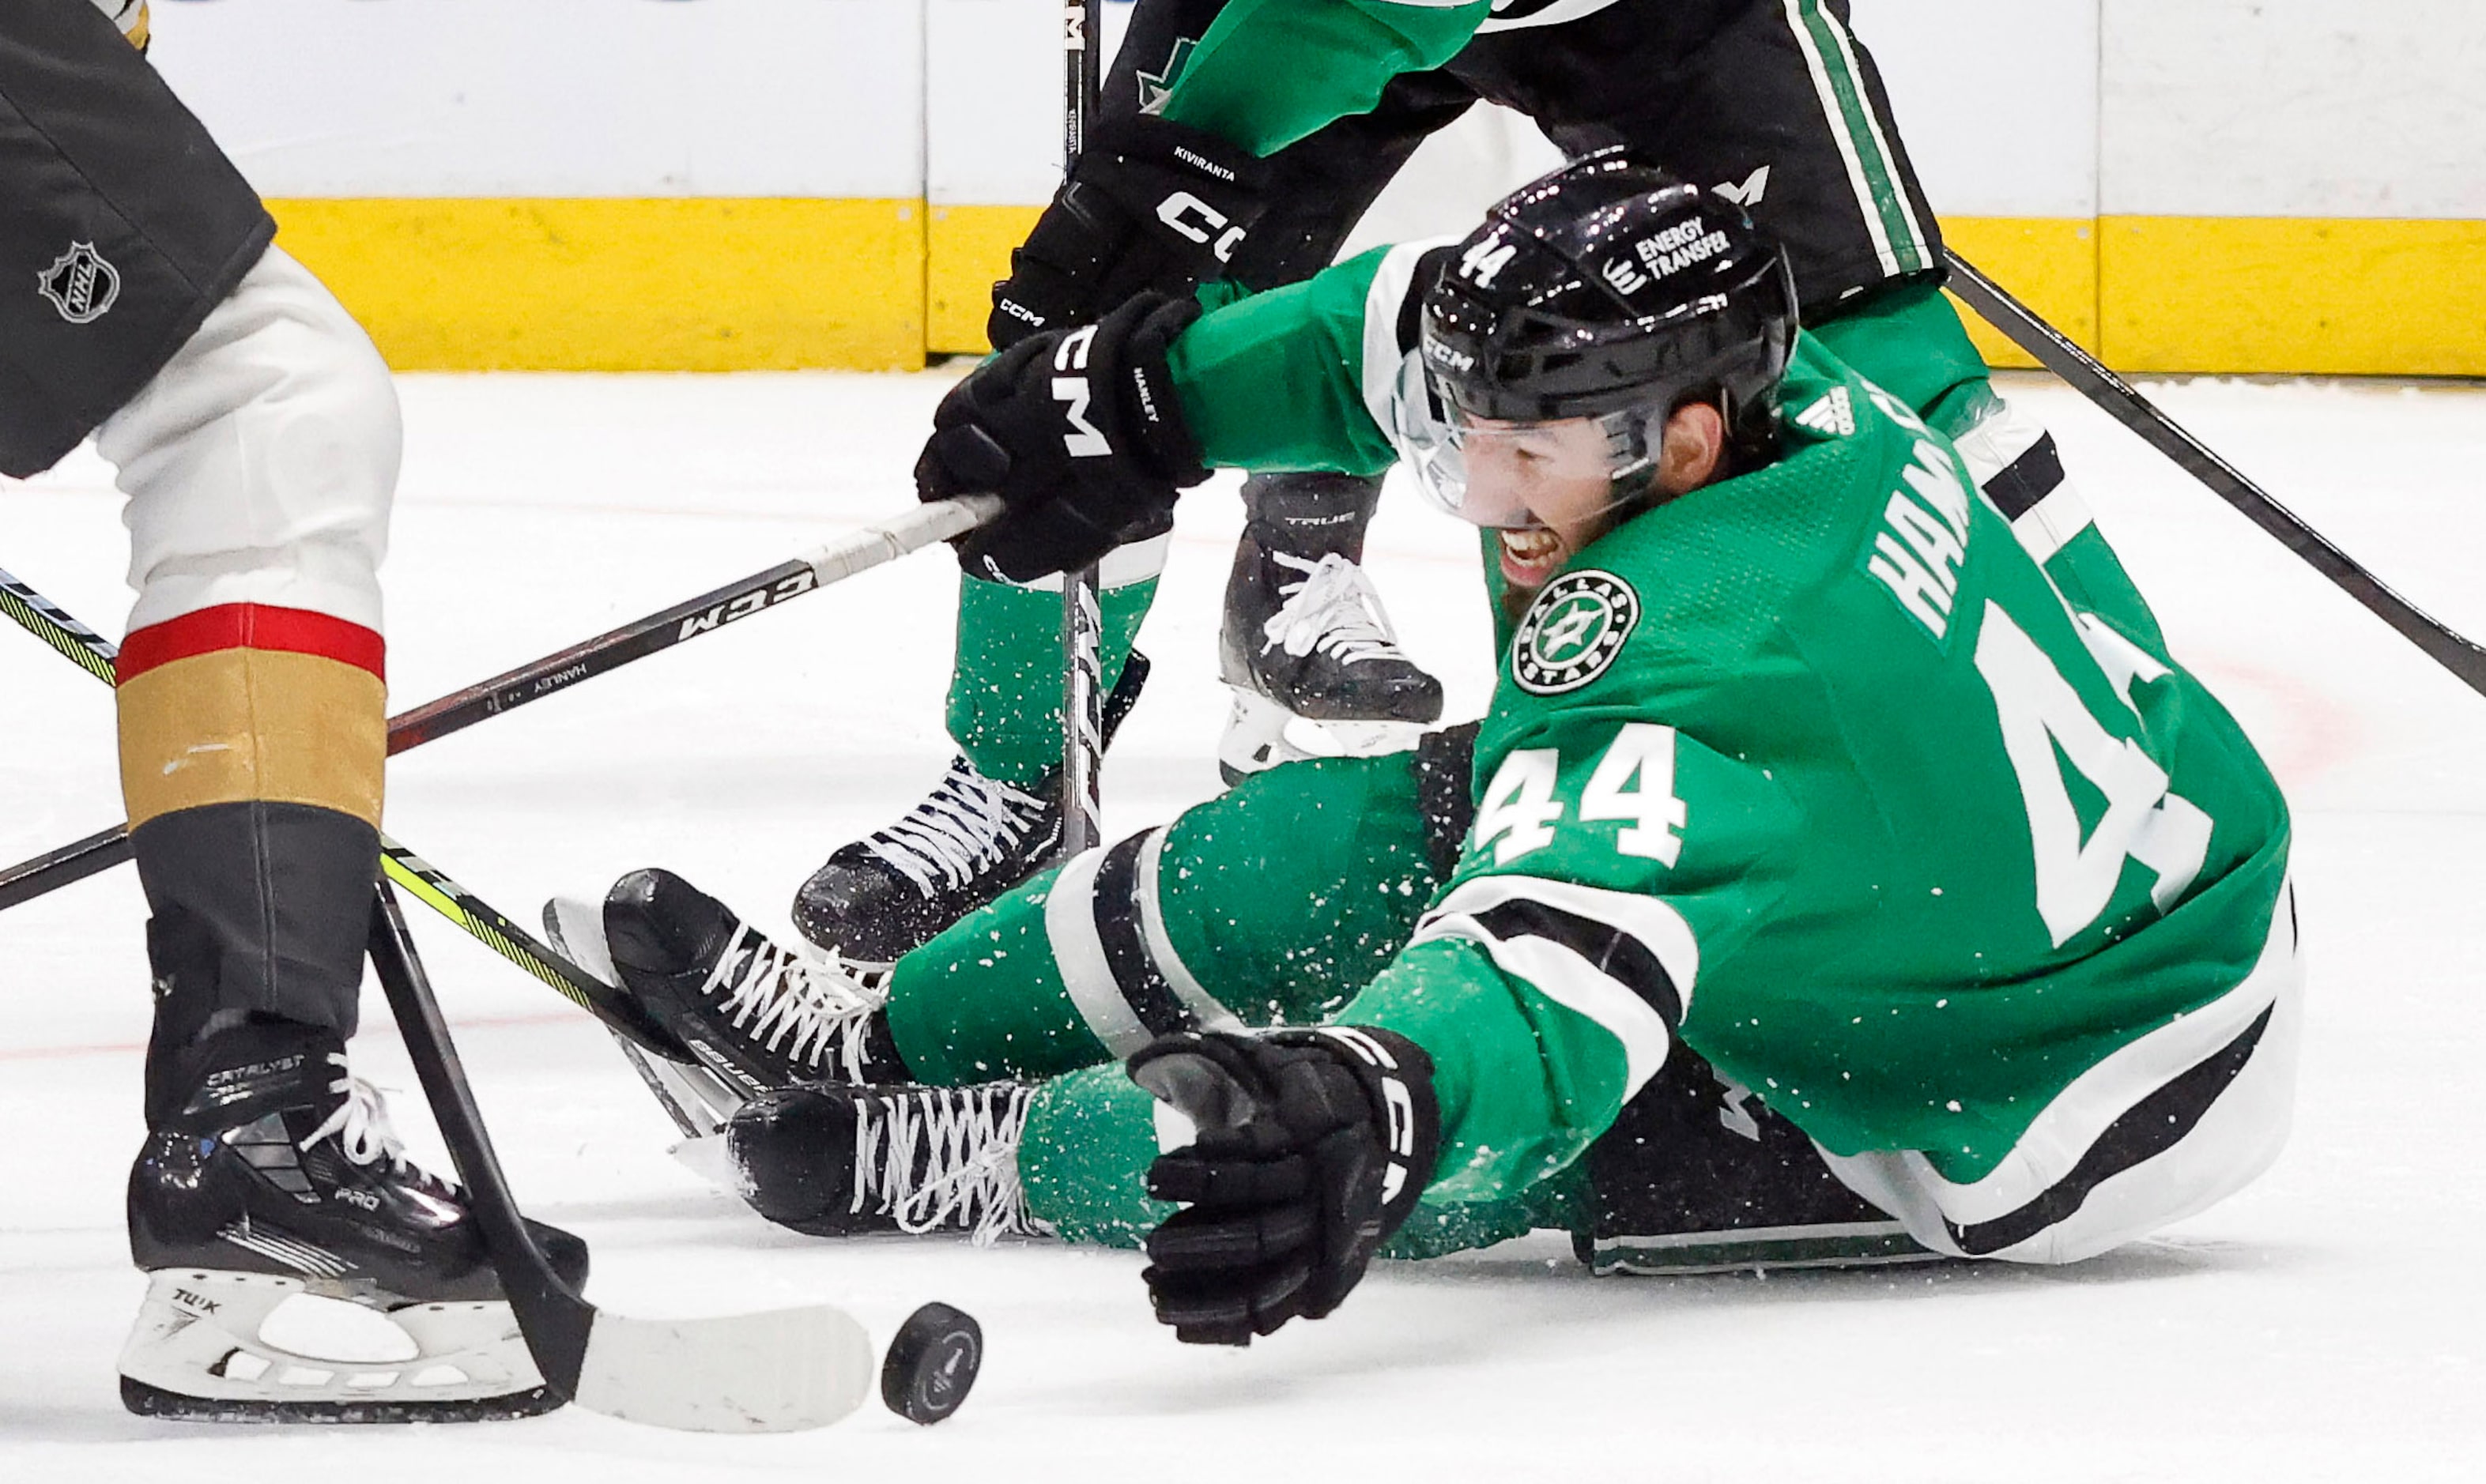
top-left (1136, 36), bottom-right (1198, 112)
top-left (1512, 569), bottom-right (1639, 695)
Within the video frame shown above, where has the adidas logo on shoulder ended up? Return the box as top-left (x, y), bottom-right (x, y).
top-left (1794, 386), bottom-right (1857, 438)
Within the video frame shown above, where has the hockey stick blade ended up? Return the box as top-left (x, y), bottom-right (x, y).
top-left (572, 1304), bottom-right (874, 1433)
top-left (1945, 251), bottom-right (2486, 699)
top-left (368, 883), bottom-right (873, 1433)
top-left (0, 495), bottom-right (1003, 913)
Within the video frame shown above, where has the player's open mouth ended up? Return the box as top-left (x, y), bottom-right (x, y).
top-left (1498, 524), bottom-right (1567, 587)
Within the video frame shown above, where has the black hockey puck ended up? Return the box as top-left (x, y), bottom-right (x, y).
top-left (881, 1301), bottom-right (982, 1425)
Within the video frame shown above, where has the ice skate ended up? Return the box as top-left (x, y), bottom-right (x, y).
top-left (119, 1023), bottom-right (590, 1422)
top-left (1583, 1050), bottom-right (1943, 1277)
top-left (563, 868), bottom-right (903, 1098)
top-left (542, 895), bottom-right (749, 1139)
top-left (1217, 473), bottom-right (1443, 783)
top-left (790, 651), bottom-right (1151, 966)
top-left (722, 1080), bottom-right (1040, 1243)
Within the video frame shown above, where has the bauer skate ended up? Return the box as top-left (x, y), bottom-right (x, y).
top-left (543, 893), bottom-right (747, 1140)
top-left (790, 650), bottom-right (1151, 966)
top-left (1217, 473), bottom-right (1442, 784)
top-left (120, 1022), bottom-right (590, 1422)
top-left (553, 868), bottom-right (903, 1105)
top-left (722, 1080), bottom-right (1040, 1244)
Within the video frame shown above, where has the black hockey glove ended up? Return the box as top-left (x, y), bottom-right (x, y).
top-left (988, 113), bottom-right (1270, 348)
top-left (1129, 1026), bottom-right (1442, 1347)
top-left (917, 292), bottom-right (1209, 584)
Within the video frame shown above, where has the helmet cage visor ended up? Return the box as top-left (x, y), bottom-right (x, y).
top-left (1392, 354), bottom-right (1666, 529)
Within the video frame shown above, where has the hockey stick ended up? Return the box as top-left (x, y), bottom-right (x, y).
top-left (1058, 0), bottom-right (1108, 857)
top-left (366, 879), bottom-right (876, 1432)
top-left (0, 565), bottom-right (687, 1058)
top-left (1944, 251), bottom-right (2486, 698)
top-left (0, 496), bottom-right (999, 910)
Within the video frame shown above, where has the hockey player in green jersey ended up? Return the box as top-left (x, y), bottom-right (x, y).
top-left (792, 0), bottom-right (2107, 976)
top-left (580, 156), bottom-right (2297, 1343)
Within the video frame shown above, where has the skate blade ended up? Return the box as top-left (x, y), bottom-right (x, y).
top-left (669, 1131), bottom-right (743, 1194)
top-left (617, 1034), bottom-right (745, 1139)
top-left (544, 893), bottom-right (621, 983)
top-left (1586, 1221), bottom-right (1949, 1276)
top-left (1217, 689), bottom-right (1422, 782)
top-left (119, 1270), bottom-right (555, 1422)
top-left (120, 1373), bottom-right (561, 1424)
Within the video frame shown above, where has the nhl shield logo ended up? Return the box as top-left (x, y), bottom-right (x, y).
top-left (38, 242), bottom-right (121, 326)
top-left (1512, 569), bottom-right (1640, 695)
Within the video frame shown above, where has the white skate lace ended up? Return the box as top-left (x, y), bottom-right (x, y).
top-left (863, 758), bottom-right (1051, 895)
top-left (302, 1053), bottom-right (428, 1180)
top-left (1262, 552), bottom-right (1410, 668)
top-left (850, 1084), bottom-right (1040, 1245)
top-left (700, 925), bottom-right (889, 1083)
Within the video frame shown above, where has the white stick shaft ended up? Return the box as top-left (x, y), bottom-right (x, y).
top-left (806, 494), bottom-right (1001, 586)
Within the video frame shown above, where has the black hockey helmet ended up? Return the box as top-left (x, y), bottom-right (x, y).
top-left (1402, 151), bottom-right (1798, 525)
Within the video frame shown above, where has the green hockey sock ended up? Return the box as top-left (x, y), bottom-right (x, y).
top-left (1017, 1063), bottom-right (1169, 1248)
top-left (1011, 1061), bottom-right (1584, 1256)
top-left (882, 863), bottom-right (1122, 1086)
top-left (881, 748), bottom-right (1443, 1085)
top-left (945, 556), bottom-right (1162, 790)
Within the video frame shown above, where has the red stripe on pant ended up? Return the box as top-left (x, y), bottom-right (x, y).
top-left (116, 603), bottom-right (384, 684)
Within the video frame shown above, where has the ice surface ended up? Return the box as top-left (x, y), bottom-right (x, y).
top-left (4, 368), bottom-right (2483, 1479)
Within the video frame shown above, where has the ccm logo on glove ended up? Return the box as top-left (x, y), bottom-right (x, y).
top-left (987, 115), bottom-right (1269, 348)
top-left (918, 294), bottom-right (1209, 583)
top-left (1127, 1026), bottom-right (1443, 1346)
top-left (1051, 326), bottom-right (1112, 458)
top-left (1316, 1026), bottom-right (1423, 1208)
top-left (1156, 192), bottom-right (1246, 265)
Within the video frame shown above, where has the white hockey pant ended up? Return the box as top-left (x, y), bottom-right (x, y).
top-left (1822, 880), bottom-right (2303, 1265)
top-left (95, 243), bottom-right (399, 635)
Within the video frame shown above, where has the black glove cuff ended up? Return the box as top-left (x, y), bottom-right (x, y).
top-left (1100, 292), bottom-right (1209, 490)
top-left (1092, 111), bottom-right (1275, 198)
top-left (988, 115), bottom-right (1266, 348)
top-left (1262, 1026), bottom-right (1442, 1243)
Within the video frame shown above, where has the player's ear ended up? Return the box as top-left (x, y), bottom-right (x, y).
top-left (1655, 401), bottom-right (1728, 495)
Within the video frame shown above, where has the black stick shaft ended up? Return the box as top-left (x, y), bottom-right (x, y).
top-left (0, 823), bottom-right (124, 910)
top-left (387, 557), bottom-right (815, 752)
top-left (1058, 0), bottom-right (1107, 856)
top-left (1944, 250), bottom-right (2486, 697)
top-left (392, 496), bottom-right (993, 751)
top-left (365, 881), bottom-right (591, 1399)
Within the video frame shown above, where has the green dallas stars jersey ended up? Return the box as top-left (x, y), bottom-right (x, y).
top-left (1158, 244), bottom-right (2292, 1210)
